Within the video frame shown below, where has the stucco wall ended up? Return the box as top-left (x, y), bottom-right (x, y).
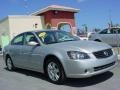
top-left (42, 11), bottom-right (75, 27)
top-left (8, 15), bottom-right (45, 39)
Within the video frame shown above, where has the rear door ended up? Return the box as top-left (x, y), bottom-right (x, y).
top-left (110, 28), bottom-right (119, 46)
top-left (99, 29), bottom-right (117, 46)
top-left (114, 28), bottom-right (120, 46)
top-left (10, 33), bottom-right (24, 67)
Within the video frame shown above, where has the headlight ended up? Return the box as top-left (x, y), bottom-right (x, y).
top-left (67, 51), bottom-right (90, 60)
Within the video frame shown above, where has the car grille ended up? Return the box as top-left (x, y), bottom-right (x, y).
top-left (94, 61), bottom-right (115, 71)
top-left (93, 49), bottom-right (113, 59)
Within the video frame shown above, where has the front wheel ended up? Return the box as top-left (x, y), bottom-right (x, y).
top-left (46, 59), bottom-right (66, 84)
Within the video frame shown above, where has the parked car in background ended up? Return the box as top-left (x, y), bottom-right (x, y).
top-left (79, 34), bottom-right (88, 40)
top-left (89, 27), bottom-right (120, 46)
top-left (3, 30), bottom-right (118, 84)
top-left (77, 33), bottom-right (88, 40)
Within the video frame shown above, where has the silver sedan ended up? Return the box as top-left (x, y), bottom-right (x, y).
top-left (89, 27), bottom-right (120, 46)
top-left (3, 30), bottom-right (118, 84)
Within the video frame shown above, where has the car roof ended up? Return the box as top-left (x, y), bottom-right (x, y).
top-left (96, 27), bottom-right (120, 33)
top-left (106, 27), bottom-right (120, 29)
top-left (23, 30), bottom-right (61, 33)
top-left (14, 30), bottom-right (67, 38)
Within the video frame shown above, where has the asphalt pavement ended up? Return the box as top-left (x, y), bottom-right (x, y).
top-left (0, 56), bottom-right (120, 90)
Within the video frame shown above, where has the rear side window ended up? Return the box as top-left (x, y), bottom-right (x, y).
top-left (118, 29), bottom-right (120, 34)
top-left (111, 28), bottom-right (120, 34)
top-left (11, 34), bottom-right (24, 45)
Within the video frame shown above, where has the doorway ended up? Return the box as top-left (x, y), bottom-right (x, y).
top-left (58, 23), bottom-right (72, 33)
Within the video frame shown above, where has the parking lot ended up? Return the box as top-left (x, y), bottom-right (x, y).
top-left (0, 56), bottom-right (120, 90)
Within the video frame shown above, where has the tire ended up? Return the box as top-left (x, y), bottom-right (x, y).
top-left (6, 57), bottom-right (15, 71)
top-left (45, 58), bottom-right (66, 84)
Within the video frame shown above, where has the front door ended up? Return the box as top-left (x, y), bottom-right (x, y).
top-left (21, 32), bottom-right (43, 71)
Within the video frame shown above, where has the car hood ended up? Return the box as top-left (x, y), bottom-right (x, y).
top-left (47, 40), bottom-right (112, 53)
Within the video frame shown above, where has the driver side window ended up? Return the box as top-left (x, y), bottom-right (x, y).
top-left (24, 32), bottom-right (39, 45)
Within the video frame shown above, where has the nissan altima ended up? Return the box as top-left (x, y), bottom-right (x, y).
top-left (3, 30), bottom-right (118, 84)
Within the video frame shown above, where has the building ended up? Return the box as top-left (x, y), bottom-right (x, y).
top-left (0, 15), bottom-right (44, 48)
top-left (0, 5), bottom-right (79, 48)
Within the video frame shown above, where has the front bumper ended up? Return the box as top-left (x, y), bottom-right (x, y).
top-left (64, 54), bottom-right (118, 78)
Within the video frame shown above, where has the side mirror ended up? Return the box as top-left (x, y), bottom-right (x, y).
top-left (28, 41), bottom-right (39, 46)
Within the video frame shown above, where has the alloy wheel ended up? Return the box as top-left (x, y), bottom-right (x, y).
top-left (47, 62), bottom-right (60, 82)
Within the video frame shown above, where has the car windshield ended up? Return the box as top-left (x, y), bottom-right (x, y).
top-left (36, 31), bottom-right (79, 44)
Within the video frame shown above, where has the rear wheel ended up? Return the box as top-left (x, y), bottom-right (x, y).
top-left (6, 57), bottom-right (15, 71)
top-left (45, 58), bottom-right (66, 84)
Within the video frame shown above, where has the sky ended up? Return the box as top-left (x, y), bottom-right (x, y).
top-left (0, 0), bottom-right (120, 30)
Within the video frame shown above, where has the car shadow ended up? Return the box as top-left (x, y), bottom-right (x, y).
top-left (4, 68), bottom-right (49, 82)
top-left (65, 71), bottom-right (113, 87)
top-left (4, 68), bottom-right (113, 87)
